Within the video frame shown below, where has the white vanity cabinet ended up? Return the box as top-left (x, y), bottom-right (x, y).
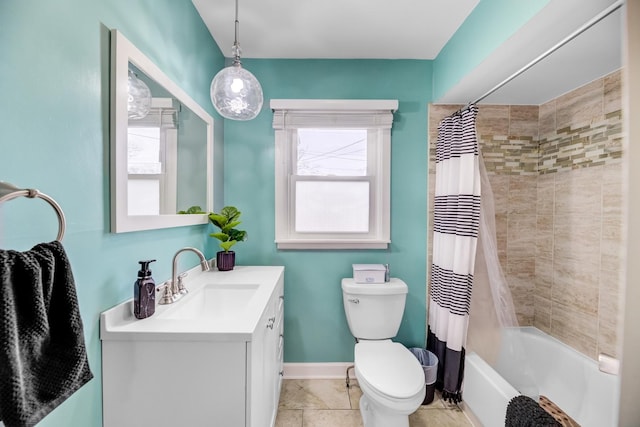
top-left (100, 266), bottom-right (284, 427)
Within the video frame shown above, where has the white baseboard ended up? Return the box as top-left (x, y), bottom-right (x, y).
top-left (282, 362), bottom-right (355, 379)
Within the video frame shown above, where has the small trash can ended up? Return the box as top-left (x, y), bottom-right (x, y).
top-left (409, 348), bottom-right (439, 405)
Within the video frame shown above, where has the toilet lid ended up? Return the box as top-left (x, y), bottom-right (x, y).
top-left (355, 341), bottom-right (425, 399)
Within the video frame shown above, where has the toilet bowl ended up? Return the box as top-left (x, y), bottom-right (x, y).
top-left (354, 340), bottom-right (426, 427)
top-left (342, 278), bottom-right (426, 427)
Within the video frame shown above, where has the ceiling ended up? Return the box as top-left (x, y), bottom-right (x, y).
top-left (191, 0), bottom-right (480, 60)
top-left (192, 0), bottom-right (623, 105)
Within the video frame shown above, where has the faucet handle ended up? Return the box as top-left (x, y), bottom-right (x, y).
top-left (158, 280), bottom-right (178, 305)
top-left (176, 273), bottom-right (189, 295)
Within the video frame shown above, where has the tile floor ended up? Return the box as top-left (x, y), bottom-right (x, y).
top-left (275, 378), bottom-right (474, 427)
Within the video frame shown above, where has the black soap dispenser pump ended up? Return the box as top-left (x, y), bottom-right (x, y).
top-left (134, 259), bottom-right (156, 319)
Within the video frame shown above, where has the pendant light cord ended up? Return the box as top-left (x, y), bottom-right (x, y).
top-left (233, 0), bottom-right (241, 64)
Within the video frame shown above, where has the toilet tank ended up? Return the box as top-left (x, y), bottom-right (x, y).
top-left (341, 278), bottom-right (408, 340)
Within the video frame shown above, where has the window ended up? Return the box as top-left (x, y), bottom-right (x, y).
top-left (271, 99), bottom-right (397, 249)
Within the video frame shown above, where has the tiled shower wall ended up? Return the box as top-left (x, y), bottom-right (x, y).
top-left (427, 70), bottom-right (624, 360)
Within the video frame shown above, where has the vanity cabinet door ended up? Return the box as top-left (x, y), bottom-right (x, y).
top-left (247, 276), bottom-right (284, 427)
top-left (102, 340), bottom-right (246, 427)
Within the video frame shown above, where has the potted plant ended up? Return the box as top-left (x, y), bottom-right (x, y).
top-left (208, 206), bottom-right (247, 271)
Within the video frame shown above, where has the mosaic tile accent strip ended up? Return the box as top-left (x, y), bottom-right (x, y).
top-left (429, 108), bottom-right (623, 176)
top-left (538, 109), bottom-right (623, 174)
top-left (429, 70), bottom-right (623, 177)
top-left (480, 135), bottom-right (538, 175)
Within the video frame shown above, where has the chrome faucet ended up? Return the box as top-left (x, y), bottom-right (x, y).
top-left (159, 247), bottom-right (210, 305)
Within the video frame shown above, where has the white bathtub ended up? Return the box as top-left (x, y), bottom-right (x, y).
top-left (463, 327), bottom-right (619, 427)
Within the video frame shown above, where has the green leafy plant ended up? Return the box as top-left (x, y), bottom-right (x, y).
top-left (178, 205), bottom-right (206, 214)
top-left (208, 206), bottom-right (247, 253)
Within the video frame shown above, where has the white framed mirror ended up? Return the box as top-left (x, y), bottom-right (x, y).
top-left (110, 29), bottom-right (213, 233)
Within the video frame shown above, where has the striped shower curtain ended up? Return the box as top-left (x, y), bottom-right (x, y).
top-left (427, 105), bottom-right (481, 403)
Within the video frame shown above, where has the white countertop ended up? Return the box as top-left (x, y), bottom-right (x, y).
top-left (100, 265), bottom-right (284, 342)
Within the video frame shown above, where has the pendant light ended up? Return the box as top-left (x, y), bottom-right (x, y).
top-left (210, 0), bottom-right (263, 121)
top-left (127, 69), bottom-right (152, 120)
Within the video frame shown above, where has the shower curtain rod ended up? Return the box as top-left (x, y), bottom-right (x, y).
top-left (451, 0), bottom-right (623, 116)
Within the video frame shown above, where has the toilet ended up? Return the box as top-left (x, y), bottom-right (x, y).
top-left (342, 278), bottom-right (426, 427)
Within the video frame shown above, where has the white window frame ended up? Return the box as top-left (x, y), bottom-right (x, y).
top-left (271, 99), bottom-right (398, 250)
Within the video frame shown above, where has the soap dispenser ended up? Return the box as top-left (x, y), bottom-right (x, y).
top-left (134, 259), bottom-right (156, 319)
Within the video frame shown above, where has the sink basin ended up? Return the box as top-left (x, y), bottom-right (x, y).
top-left (159, 283), bottom-right (259, 321)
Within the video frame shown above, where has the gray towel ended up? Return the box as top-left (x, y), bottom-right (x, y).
top-left (0, 241), bottom-right (93, 427)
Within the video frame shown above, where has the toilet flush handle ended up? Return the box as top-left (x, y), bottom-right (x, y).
top-left (348, 298), bottom-right (359, 304)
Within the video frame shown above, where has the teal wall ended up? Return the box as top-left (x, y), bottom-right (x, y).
top-left (0, 1), bottom-right (223, 426)
top-left (220, 59), bottom-right (432, 362)
top-left (432, 0), bottom-right (550, 101)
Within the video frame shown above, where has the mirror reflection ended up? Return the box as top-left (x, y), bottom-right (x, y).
top-left (110, 30), bottom-right (213, 233)
top-left (126, 64), bottom-right (208, 216)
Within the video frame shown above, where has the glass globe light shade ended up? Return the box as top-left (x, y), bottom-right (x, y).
top-left (127, 69), bottom-right (152, 120)
top-left (210, 63), bottom-right (263, 121)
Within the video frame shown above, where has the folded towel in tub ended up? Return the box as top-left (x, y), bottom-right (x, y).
top-left (505, 395), bottom-right (561, 427)
top-left (0, 241), bottom-right (93, 427)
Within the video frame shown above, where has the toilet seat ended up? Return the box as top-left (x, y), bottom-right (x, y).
top-left (354, 340), bottom-right (425, 403)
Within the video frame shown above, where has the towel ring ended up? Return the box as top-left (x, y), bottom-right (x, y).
top-left (0, 182), bottom-right (66, 242)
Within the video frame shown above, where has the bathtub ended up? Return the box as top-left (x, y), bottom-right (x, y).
top-left (462, 327), bottom-right (619, 427)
